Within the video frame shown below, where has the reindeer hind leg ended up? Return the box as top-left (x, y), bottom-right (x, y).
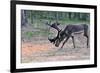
top-left (71, 36), bottom-right (75, 48)
top-left (84, 33), bottom-right (89, 48)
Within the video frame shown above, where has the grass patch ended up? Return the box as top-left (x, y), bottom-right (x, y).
top-left (25, 30), bottom-right (53, 37)
top-left (25, 32), bottom-right (33, 38)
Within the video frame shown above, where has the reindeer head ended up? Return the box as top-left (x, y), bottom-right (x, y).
top-left (47, 22), bottom-right (66, 47)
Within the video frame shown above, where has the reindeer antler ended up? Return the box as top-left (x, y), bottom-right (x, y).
top-left (46, 22), bottom-right (61, 32)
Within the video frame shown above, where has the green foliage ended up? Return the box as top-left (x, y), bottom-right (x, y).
top-left (22, 10), bottom-right (90, 25)
top-left (58, 19), bottom-right (90, 24)
top-left (25, 32), bottom-right (33, 38)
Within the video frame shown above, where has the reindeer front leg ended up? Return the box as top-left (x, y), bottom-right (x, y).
top-left (61, 36), bottom-right (70, 48)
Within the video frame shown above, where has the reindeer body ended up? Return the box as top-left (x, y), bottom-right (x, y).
top-left (47, 22), bottom-right (89, 48)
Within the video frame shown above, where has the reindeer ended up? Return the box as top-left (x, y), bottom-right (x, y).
top-left (47, 22), bottom-right (89, 48)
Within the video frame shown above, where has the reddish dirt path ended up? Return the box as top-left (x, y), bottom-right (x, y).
top-left (22, 42), bottom-right (56, 58)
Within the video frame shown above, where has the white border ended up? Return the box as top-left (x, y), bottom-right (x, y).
top-left (16, 5), bottom-right (94, 69)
